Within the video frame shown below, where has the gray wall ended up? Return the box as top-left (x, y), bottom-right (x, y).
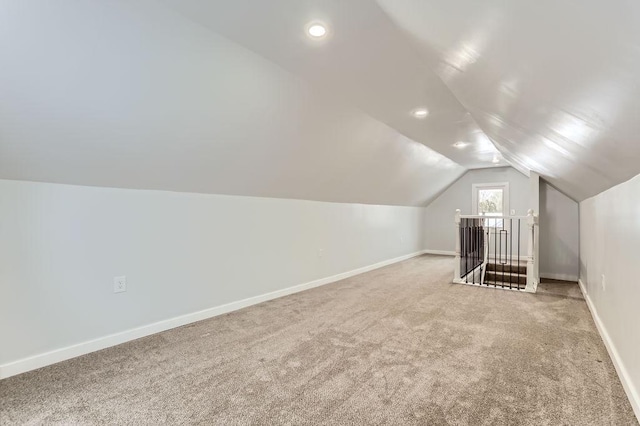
top-left (424, 168), bottom-right (581, 282)
top-left (580, 173), bottom-right (640, 416)
top-left (539, 181), bottom-right (579, 281)
top-left (424, 167), bottom-right (530, 252)
top-left (0, 179), bottom-right (426, 370)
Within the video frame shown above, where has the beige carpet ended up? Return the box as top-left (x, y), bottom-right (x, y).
top-left (1, 255), bottom-right (637, 425)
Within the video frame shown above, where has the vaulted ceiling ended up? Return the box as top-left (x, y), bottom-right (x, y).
top-left (2, 0), bottom-right (640, 204)
top-left (376, 0), bottom-right (640, 200)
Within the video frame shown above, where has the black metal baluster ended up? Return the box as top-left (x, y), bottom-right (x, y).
top-left (498, 222), bottom-right (502, 287)
top-left (471, 222), bottom-right (474, 284)
top-left (493, 219), bottom-right (498, 287)
top-left (509, 218), bottom-right (513, 290)
top-left (458, 216), bottom-right (527, 292)
top-left (517, 219), bottom-right (521, 290)
top-left (480, 223), bottom-right (484, 282)
top-left (473, 223), bottom-right (475, 282)
top-left (465, 220), bottom-right (469, 283)
top-left (477, 223), bottom-right (480, 284)
top-left (501, 218), bottom-right (505, 288)
top-left (461, 220), bottom-right (464, 281)
top-left (469, 222), bottom-right (471, 281)
top-left (467, 222), bottom-right (471, 282)
top-left (473, 223), bottom-right (477, 284)
top-left (459, 220), bottom-right (462, 279)
top-left (477, 222), bottom-right (480, 284)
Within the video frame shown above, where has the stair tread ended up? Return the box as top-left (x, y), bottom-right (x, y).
top-left (485, 271), bottom-right (526, 276)
top-left (483, 281), bottom-right (526, 289)
top-left (486, 265), bottom-right (526, 273)
top-left (484, 267), bottom-right (527, 285)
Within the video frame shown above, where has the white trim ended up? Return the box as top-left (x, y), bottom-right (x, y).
top-left (423, 249), bottom-right (455, 256)
top-left (459, 215), bottom-right (529, 220)
top-left (540, 273), bottom-right (578, 282)
top-left (472, 182), bottom-right (510, 216)
top-left (578, 279), bottom-right (640, 422)
top-left (0, 250), bottom-right (427, 380)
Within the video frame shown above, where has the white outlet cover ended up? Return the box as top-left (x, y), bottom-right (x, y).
top-left (601, 274), bottom-right (606, 291)
top-left (114, 276), bottom-right (127, 293)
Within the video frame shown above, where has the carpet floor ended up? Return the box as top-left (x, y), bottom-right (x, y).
top-left (1, 255), bottom-right (637, 425)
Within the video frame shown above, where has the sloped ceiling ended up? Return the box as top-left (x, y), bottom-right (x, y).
top-left (159, 0), bottom-right (502, 170)
top-left (0, 0), bottom-right (464, 206)
top-left (376, 0), bottom-right (640, 201)
top-left (2, 0), bottom-right (637, 204)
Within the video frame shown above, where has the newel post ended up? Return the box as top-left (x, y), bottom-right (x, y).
top-left (525, 209), bottom-right (539, 293)
top-left (454, 209), bottom-right (461, 282)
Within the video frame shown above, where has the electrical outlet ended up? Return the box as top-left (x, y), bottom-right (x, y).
top-left (114, 276), bottom-right (127, 293)
top-left (601, 274), bottom-right (606, 291)
top-left (318, 248), bottom-right (324, 258)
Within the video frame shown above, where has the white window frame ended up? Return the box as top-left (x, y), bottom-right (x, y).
top-left (472, 182), bottom-right (510, 217)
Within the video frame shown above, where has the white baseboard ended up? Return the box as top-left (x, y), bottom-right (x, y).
top-left (0, 250), bottom-right (427, 380)
top-left (578, 279), bottom-right (640, 422)
top-left (541, 273), bottom-right (578, 282)
top-left (423, 249), bottom-right (455, 256)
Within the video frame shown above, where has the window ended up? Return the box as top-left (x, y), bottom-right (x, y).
top-left (472, 183), bottom-right (509, 226)
top-left (478, 188), bottom-right (504, 215)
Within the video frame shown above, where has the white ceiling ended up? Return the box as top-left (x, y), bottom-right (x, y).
top-left (377, 0), bottom-right (640, 200)
top-left (2, 0), bottom-right (639, 204)
top-left (160, 0), bottom-right (502, 170)
top-left (0, 0), bottom-right (464, 206)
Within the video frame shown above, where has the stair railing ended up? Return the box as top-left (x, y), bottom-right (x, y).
top-left (454, 210), bottom-right (485, 285)
top-left (454, 209), bottom-right (539, 292)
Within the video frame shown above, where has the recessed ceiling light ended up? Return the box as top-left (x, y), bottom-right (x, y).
top-left (453, 141), bottom-right (468, 149)
top-left (307, 23), bottom-right (327, 38)
top-left (492, 155), bottom-right (500, 164)
top-left (412, 108), bottom-right (429, 119)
